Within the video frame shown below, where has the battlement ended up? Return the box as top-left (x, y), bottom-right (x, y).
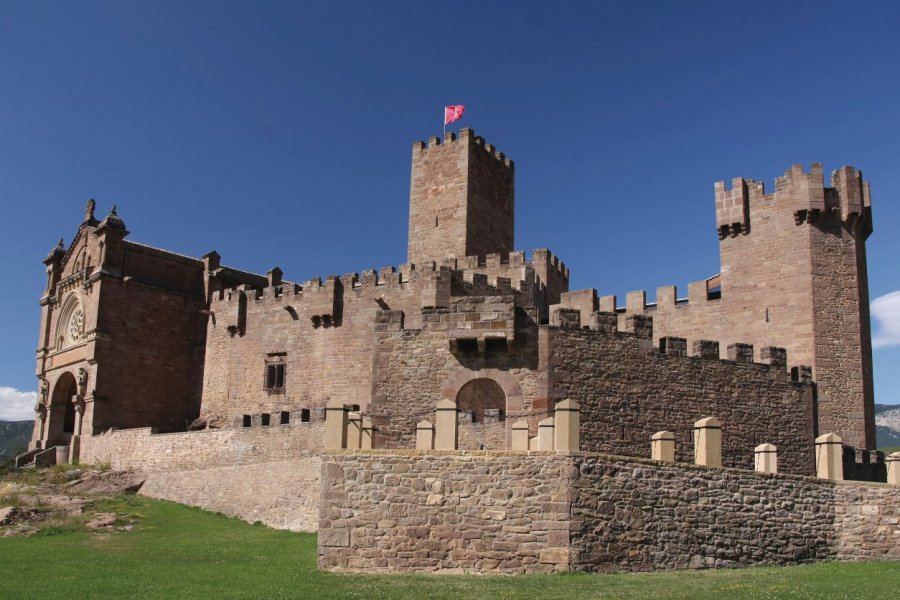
top-left (568, 275), bottom-right (721, 320)
top-left (412, 128), bottom-right (515, 170)
top-left (715, 163), bottom-right (873, 238)
top-left (548, 308), bottom-right (808, 382)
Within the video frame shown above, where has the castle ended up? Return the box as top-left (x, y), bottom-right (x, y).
top-left (20, 129), bottom-right (898, 573)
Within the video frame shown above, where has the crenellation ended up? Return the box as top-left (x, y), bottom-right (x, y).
top-left (626, 290), bottom-right (646, 313)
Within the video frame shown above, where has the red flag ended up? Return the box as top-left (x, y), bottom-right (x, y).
top-left (444, 105), bottom-right (465, 125)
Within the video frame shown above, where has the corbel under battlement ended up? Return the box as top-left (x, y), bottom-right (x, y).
top-left (714, 163), bottom-right (873, 239)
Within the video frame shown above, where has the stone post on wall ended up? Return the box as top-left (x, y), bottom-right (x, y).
top-left (347, 411), bottom-right (362, 450)
top-left (416, 420), bottom-right (435, 450)
top-left (537, 417), bottom-right (555, 450)
top-left (54, 445), bottom-right (69, 465)
top-left (553, 399), bottom-right (580, 453)
top-left (754, 443), bottom-right (778, 474)
top-left (693, 417), bottom-right (722, 467)
top-left (511, 420), bottom-right (529, 451)
top-left (361, 417), bottom-right (376, 450)
top-left (324, 400), bottom-right (349, 450)
top-left (815, 432), bottom-right (844, 480)
top-left (434, 399), bottom-right (458, 450)
top-left (887, 452), bottom-right (900, 486)
top-left (651, 430), bottom-right (675, 462)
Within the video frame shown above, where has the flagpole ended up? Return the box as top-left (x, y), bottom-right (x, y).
top-left (443, 106), bottom-right (446, 138)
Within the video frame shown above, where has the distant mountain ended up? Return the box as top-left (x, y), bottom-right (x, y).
top-left (875, 404), bottom-right (900, 450)
top-left (0, 420), bottom-right (33, 461)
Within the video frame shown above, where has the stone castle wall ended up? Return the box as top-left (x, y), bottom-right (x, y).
top-left (548, 325), bottom-right (816, 475)
top-left (80, 421), bottom-right (323, 472)
top-left (318, 449), bottom-right (900, 575)
top-left (140, 458), bottom-right (320, 532)
top-left (78, 422), bottom-right (325, 532)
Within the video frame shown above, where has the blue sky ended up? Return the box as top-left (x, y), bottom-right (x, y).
top-left (1, 1), bottom-right (898, 419)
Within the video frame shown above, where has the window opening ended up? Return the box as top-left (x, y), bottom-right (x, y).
top-left (264, 361), bottom-right (285, 393)
top-left (300, 409), bottom-right (311, 423)
top-left (280, 411), bottom-right (290, 425)
top-left (261, 413), bottom-right (271, 427)
top-left (242, 415), bottom-right (252, 428)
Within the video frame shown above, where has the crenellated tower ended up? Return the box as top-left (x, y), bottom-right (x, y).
top-left (714, 163), bottom-right (874, 449)
top-left (407, 128), bottom-right (515, 266)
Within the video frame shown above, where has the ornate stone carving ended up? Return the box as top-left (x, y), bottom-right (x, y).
top-left (77, 367), bottom-right (88, 397)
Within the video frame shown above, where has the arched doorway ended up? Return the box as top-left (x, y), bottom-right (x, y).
top-left (456, 378), bottom-right (506, 422)
top-left (45, 372), bottom-right (77, 446)
top-left (455, 378), bottom-right (506, 450)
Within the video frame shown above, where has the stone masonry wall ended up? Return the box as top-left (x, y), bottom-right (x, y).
top-left (80, 423), bottom-right (324, 532)
top-left (318, 450), bottom-right (576, 574)
top-left (80, 422), bottom-right (323, 472)
top-left (140, 458), bottom-right (320, 532)
top-left (319, 450), bottom-right (900, 574)
top-left (549, 326), bottom-right (816, 475)
top-left (570, 456), bottom-right (837, 572)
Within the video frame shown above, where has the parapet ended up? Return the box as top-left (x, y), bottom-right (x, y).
top-left (548, 308), bottom-right (806, 382)
top-left (714, 163), bottom-right (873, 239)
top-left (412, 128), bottom-right (515, 170)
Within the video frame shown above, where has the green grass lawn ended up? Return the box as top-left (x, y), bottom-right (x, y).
top-left (1, 495), bottom-right (898, 599)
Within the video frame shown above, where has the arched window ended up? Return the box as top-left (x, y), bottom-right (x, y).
top-left (56, 295), bottom-right (85, 350)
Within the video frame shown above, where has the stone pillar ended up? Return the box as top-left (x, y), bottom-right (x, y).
top-left (693, 417), bottom-right (722, 467)
top-left (651, 431), bottom-right (675, 462)
top-left (416, 420), bottom-right (434, 451)
top-left (361, 417), bottom-right (376, 450)
top-left (55, 445), bottom-right (69, 465)
top-left (537, 417), bottom-right (555, 451)
top-left (324, 400), bottom-right (348, 449)
top-left (346, 411), bottom-right (362, 450)
top-left (553, 399), bottom-right (580, 453)
top-left (754, 443), bottom-right (778, 474)
top-left (887, 452), bottom-right (900, 486)
top-left (511, 420), bottom-right (530, 451)
top-left (815, 432), bottom-right (844, 480)
top-left (434, 399), bottom-right (458, 450)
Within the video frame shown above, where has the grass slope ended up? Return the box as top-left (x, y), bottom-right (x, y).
top-left (1, 495), bottom-right (898, 599)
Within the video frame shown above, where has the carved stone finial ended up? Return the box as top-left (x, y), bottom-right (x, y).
top-left (85, 199), bottom-right (96, 221)
top-left (57, 238), bottom-right (65, 248)
top-left (110, 204), bottom-right (118, 216)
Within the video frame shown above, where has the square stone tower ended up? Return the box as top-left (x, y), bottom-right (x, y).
top-left (715, 164), bottom-right (875, 448)
top-left (408, 128), bottom-right (515, 265)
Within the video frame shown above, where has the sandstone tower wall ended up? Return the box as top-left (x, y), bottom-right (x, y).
top-left (408, 129), bottom-right (514, 265)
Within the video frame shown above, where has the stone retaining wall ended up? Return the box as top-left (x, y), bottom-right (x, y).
top-left (319, 449), bottom-right (900, 574)
top-left (140, 457), bottom-right (321, 532)
top-left (80, 422), bottom-right (323, 472)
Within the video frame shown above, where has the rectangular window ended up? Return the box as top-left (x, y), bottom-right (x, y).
top-left (300, 409), bottom-right (310, 423)
top-left (242, 415), bottom-right (252, 428)
top-left (280, 411), bottom-right (290, 425)
top-left (261, 413), bottom-right (271, 427)
top-left (264, 361), bottom-right (285, 393)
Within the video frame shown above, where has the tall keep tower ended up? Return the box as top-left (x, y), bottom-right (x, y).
top-left (715, 164), bottom-right (875, 449)
top-left (408, 128), bottom-right (515, 265)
